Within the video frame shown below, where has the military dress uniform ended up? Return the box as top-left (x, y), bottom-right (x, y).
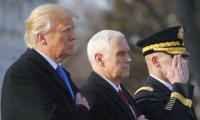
top-left (134, 26), bottom-right (197, 120)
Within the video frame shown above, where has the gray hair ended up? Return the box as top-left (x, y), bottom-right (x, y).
top-left (87, 30), bottom-right (125, 65)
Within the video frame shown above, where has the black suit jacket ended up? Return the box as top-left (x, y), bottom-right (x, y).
top-left (134, 76), bottom-right (197, 120)
top-left (81, 71), bottom-right (141, 120)
top-left (1, 49), bottom-right (92, 120)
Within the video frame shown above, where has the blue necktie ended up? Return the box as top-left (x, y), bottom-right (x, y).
top-left (56, 65), bottom-right (75, 102)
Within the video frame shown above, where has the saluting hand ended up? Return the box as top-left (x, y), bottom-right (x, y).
top-left (167, 55), bottom-right (189, 84)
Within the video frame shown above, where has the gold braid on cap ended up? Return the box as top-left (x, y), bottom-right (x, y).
top-left (154, 47), bottom-right (189, 55)
top-left (142, 41), bottom-right (189, 55)
top-left (142, 41), bottom-right (181, 53)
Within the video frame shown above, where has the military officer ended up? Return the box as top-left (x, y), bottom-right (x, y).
top-left (134, 26), bottom-right (197, 120)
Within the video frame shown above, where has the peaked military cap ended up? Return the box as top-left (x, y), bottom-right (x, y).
top-left (136, 26), bottom-right (189, 56)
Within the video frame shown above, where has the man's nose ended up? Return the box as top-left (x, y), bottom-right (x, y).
top-left (127, 55), bottom-right (132, 63)
top-left (69, 30), bottom-right (76, 41)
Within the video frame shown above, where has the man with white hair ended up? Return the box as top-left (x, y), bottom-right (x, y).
top-left (81, 30), bottom-right (147, 120)
top-left (134, 26), bottom-right (197, 120)
top-left (1, 4), bottom-right (92, 120)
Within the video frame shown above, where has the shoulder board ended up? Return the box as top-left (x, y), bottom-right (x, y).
top-left (134, 86), bottom-right (154, 95)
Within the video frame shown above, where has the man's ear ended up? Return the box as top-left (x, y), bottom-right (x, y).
top-left (35, 33), bottom-right (47, 45)
top-left (152, 56), bottom-right (160, 68)
top-left (95, 53), bottom-right (104, 67)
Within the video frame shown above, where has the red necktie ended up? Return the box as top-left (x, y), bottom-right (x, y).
top-left (118, 89), bottom-right (129, 106)
top-left (118, 89), bottom-right (137, 119)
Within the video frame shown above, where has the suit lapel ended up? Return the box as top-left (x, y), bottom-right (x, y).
top-left (62, 69), bottom-right (79, 93)
top-left (24, 49), bottom-right (75, 102)
top-left (63, 69), bottom-right (79, 100)
top-left (89, 72), bottom-right (135, 120)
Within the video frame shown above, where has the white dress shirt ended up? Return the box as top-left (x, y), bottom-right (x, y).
top-left (35, 49), bottom-right (58, 70)
top-left (104, 78), bottom-right (121, 92)
top-left (150, 74), bottom-right (173, 91)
